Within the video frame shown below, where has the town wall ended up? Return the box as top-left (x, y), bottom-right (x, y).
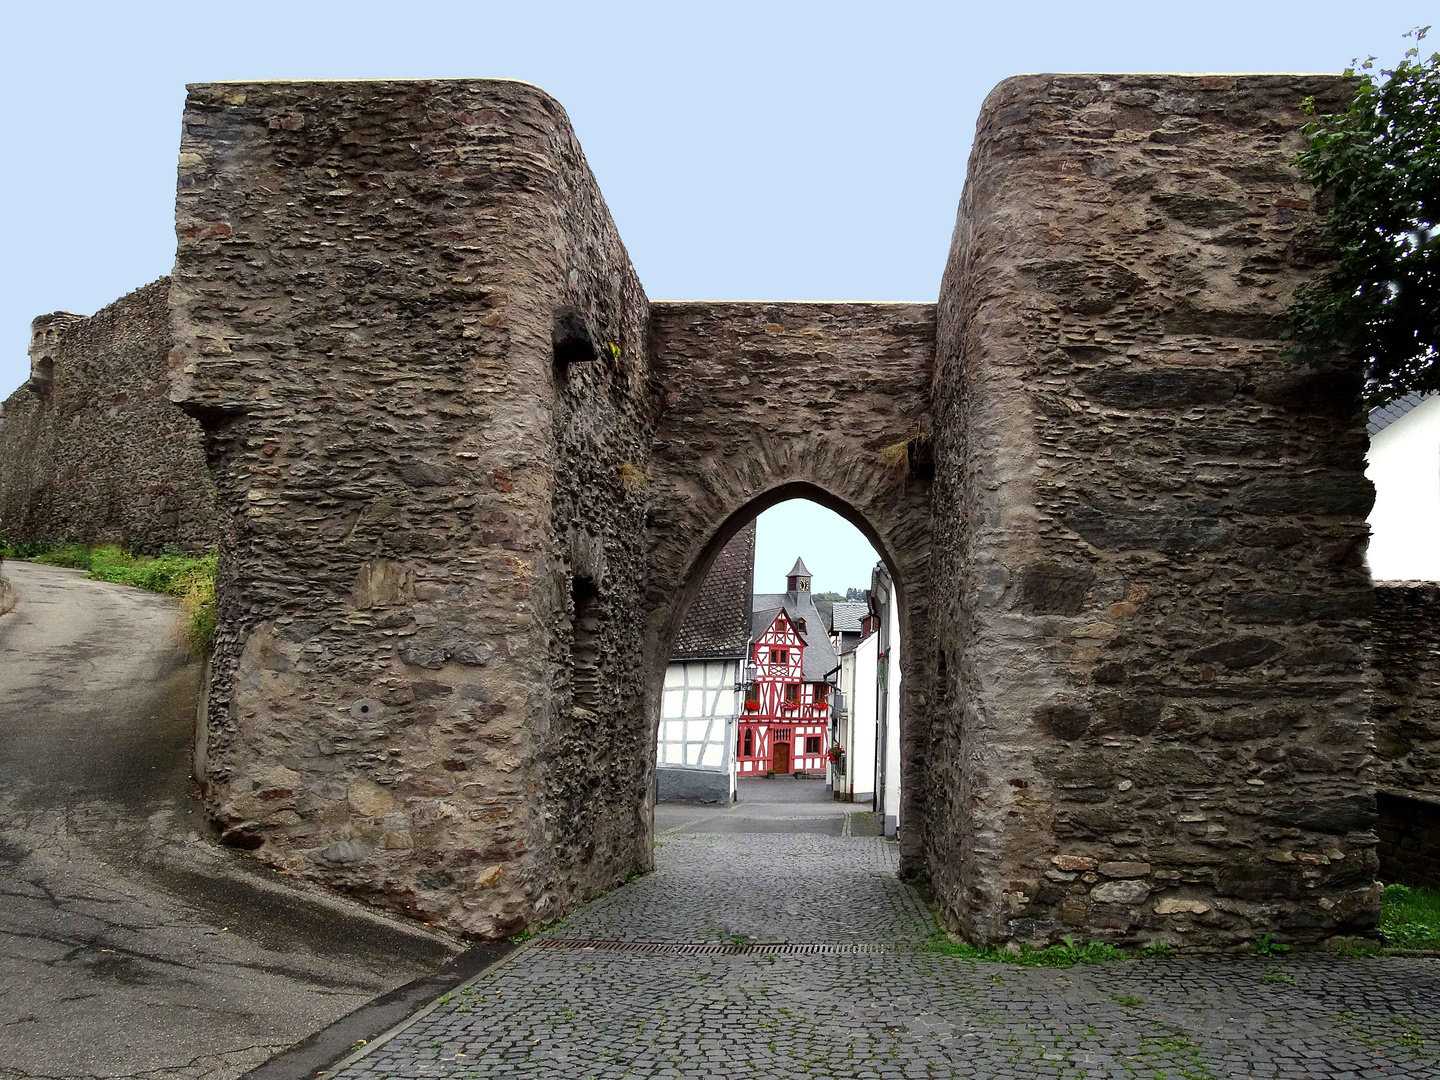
top-left (163, 72), bottom-right (1388, 948)
top-left (930, 74), bottom-right (1379, 948)
top-left (0, 279), bottom-right (215, 551)
top-left (1372, 582), bottom-right (1440, 889)
top-left (170, 79), bottom-right (655, 938)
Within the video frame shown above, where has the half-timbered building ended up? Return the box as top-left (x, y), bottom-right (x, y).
top-left (737, 558), bottom-right (838, 777)
top-left (655, 522), bottom-right (755, 802)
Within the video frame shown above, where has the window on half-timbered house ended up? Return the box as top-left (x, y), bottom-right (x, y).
top-left (743, 729), bottom-right (754, 756)
top-left (771, 648), bottom-right (788, 665)
top-left (806, 736), bottom-right (821, 754)
top-left (814, 683), bottom-right (828, 704)
top-left (784, 682), bottom-right (799, 703)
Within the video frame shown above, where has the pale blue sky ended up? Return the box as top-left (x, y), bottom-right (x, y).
top-left (754, 501), bottom-right (880, 598)
top-left (2, 1), bottom-right (1429, 587)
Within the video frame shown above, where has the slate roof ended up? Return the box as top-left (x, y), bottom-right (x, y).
top-left (671, 521), bottom-right (755, 660)
top-left (787, 557), bottom-right (811, 578)
top-left (830, 601), bottom-right (867, 634)
top-left (1369, 392), bottom-right (1437, 436)
top-left (751, 589), bottom-right (841, 682)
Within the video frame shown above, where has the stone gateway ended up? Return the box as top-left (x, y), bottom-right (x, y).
top-left (9, 71), bottom-right (1386, 948)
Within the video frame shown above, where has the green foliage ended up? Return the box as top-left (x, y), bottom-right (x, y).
top-left (32, 542), bottom-right (93, 569)
top-left (1379, 882), bottom-right (1440, 948)
top-left (1261, 967), bottom-right (1298, 986)
top-left (1290, 28), bottom-right (1440, 406)
top-left (925, 933), bottom-right (1128, 968)
top-left (1140, 940), bottom-right (1175, 958)
top-left (1112, 994), bottom-right (1144, 1008)
top-left (2, 541), bottom-right (218, 655)
top-left (1254, 933), bottom-right (1291, 956)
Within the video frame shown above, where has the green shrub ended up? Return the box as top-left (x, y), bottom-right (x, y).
top-left (1, 540), bottom-right (60, 560)
top-left (1379, 883), bottom-right (1440, 949)
top-left (33, 543), bottom-right (93, 570)
top-left (178, 556), bottom-right (218, 655)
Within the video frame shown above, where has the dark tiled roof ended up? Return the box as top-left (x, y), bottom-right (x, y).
top-left (671, 521), bottom-right (756, 659)
top-left (787, 557), bottom-right (811, 577)
top-left (830, 601), bottom-right (867, 633)
top-left (1369, 392), bottom-right (1436, 436)
top-left (752, 590), bottom-right (841, 682)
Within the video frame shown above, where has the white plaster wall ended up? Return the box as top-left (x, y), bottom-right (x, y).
top-left (657, 659), bottom-right (740, 773)
top-left (881, 583), bottom-right (902, 832)
top-left (1367, 395), bottom-right (1440, 581)
top-left (845, 634), bottom-right (879, 800)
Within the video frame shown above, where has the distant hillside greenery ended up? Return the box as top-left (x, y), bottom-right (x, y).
top-left (1290, 27), bottom-right (1440, 406)
top-left (0, 541), bottom-right (216, 654)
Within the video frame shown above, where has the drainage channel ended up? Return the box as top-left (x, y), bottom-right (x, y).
top-left (534, 939), bottom-right (893, 956)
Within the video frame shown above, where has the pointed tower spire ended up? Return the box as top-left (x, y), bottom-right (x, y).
top-left (786, 557), bottom-right (812, 593)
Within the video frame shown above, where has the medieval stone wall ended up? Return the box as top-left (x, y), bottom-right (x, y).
top-left (170, 79), bottom-right (654, 938)
top-left (1372, 583), bottom-right (1440, 888)
top-left (0, 279), bottom-right (215, 551)
top-left (167, 71), bottom-right (1390, 949)
top-left (644, 301), bottom-right (936, 871)
top-left (930, 74), bottom-right (1378, 948)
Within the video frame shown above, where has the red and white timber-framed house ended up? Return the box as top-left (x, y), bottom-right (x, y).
top-left (737, 558), bottom-right (838, 776)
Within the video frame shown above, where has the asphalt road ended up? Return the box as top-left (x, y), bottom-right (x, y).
top-left (0, 561), bottom-right (457, 1080)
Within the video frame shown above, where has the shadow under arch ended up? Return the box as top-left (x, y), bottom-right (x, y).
top-left (639, 480), bottom-right (929, 877)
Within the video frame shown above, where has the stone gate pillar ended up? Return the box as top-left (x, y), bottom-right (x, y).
top-left (928, 74), bottom-right (1378, 947)
top-left (170, 80), bottom-right (656, 938)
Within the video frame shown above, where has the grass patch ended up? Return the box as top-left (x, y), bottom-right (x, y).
top-left (925, 932), bottom-right (1128, 968)
top-left (1, 541), bottom-right (218, 655)
top-left (1379, 883), bottom-right (1440, 949)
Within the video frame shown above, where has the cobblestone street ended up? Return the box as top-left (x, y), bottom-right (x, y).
top-left (333, 780), bottom-right (1440, 1080)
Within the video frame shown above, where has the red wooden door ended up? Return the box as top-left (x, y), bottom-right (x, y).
top-left (773, 742), bottom-right (791, 773)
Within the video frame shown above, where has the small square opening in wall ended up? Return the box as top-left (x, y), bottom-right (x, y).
top-left (805, 736), bottom-right (821, 754)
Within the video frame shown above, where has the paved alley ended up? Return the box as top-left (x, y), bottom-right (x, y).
top-left (0, 562), bottom-right (456, 1080)
top-left (330, 779), bottom-right (1440, 1080)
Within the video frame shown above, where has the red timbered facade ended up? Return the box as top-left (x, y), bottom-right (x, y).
top-left (738, 560), bottom-right (834, 775)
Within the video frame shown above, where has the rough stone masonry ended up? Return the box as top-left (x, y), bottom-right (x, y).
top-left (13, 71), bottom-right (1384, 948)
top-left (0, 279), bottom-right (215, 552)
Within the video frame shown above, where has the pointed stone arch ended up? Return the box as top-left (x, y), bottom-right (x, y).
top-left (638, 301), bottom-right (936, 872)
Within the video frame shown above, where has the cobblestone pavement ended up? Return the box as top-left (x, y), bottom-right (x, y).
top-left (333, 789), bottom-right (1440, 1080)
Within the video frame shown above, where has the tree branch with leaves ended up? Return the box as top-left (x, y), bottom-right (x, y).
top-left (1289, 28), bottom-right (1440, 407)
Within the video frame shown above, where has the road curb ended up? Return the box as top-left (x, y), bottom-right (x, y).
top-left (239, 941), bottom-right (515, 1080)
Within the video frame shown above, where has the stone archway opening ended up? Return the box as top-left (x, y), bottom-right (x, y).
top-left (645, 486), bottom-right (922, 863)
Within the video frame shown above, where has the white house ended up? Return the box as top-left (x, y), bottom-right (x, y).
top-left (655, 523), bottom-right (754, 803)
top-left (1367, 392), bottom-right (1440, 581)
top-left (871, 562), bottom-right (903, 840)
top-left (831, 618), bottom-right (878, 804)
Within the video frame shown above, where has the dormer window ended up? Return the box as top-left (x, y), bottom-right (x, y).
top-left (794, 617), bottom-right (806, 633)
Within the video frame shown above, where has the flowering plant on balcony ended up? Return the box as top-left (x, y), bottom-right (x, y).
top-left (743, 699), bottom-right (760, 712)
top-left (826, 744), bottom-right (844, 764)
